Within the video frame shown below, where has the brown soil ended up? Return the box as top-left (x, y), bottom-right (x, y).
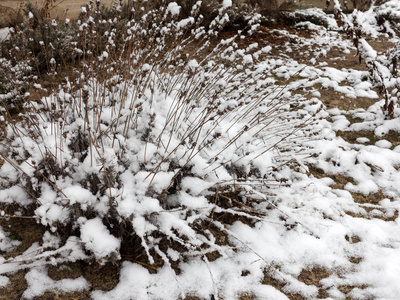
top-left (336, 129), bottom-right (400, 149)
top-left (262, 266), bottom-right (332, 299)
top-left (338, 284), bottom-right (368, 295)
top-left (0, 0), bottom-right (124, 21)
top-left (345, 234), bottom-right (361, 243)
top-left (0, 4), bottom-right (15, 27)
top-left (307, 165), bottom-right (399, 222)
top-left (263, 271), bottom-right (305, 300)
top-left (0, 212), bottom-right (45, 299)
top-left (0, 270), bottom-right (29, 300)
top-left (0, 208), bottom-right (46, 258)
top-left (298, 267), bottom-right (331, 298)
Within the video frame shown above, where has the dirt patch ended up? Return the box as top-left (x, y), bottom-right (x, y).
top-left (0, 251), bottom-right (121, 300)
top-left (307, 165), bottom-right (398, 222)
top-left (0, 0), bottom-right (124, 20)
top-left (0, 5), bottom-right (15, 27)
top-left (0, 214), bottom-right (44, 299)
top-left (318, 36), bottom-right (396, 70)
top-left (307, 164), bottom-right (355, 190)
top-left (42, 261), bottom-right (120, 299)
top-left (0, 207), bottom-right (122, 299)
top-left (338, 284), bottom-right (368, 296)
top-left (298, 267), bottom-right (330, 286)
top-left (346, 207), bottom-right (399, 221)
top-left (298, 267), bottom-right (331, 298)
top-left (345, 234), bottom-right (361, 243)
top-left (336, 129), bottom-right (400, 149)
top-left (351, 190), bottom-right (391, 205)
top-left (321, 89), bottom-right (377, 110)
top-left (238, 294), bottom-right (256, 300)
top-left (0, 208), bottom-right (46, 258)
top-left (263, 271), bottom-right (305, 300)
top-left (318, 46), bottom-right (368, 71)
top-left (0, 270), bottom-right (28, 300)
top-left (349, 256), bottom-right (362, 264)
top-left (263, 267), bottom-right (331, 300)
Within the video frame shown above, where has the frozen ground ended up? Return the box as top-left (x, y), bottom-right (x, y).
top-left (1, 3), bottom-right (400, 300)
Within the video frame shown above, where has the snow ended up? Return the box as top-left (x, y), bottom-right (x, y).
top-left (222, 0), bottom-right (232, 9)
top-left (166, 2), bottom-right (180, 17)
top-left (92, 263), bottom-right (154, 300)
top-left (0, 28), bottom-right (10, 41)
top-left (375, 139), bottom-right (392, 148)
top-left (0, 275), bottom-right (9, 288)
top-left (356, 137), bottom-right (370, 144)
top-left (176, 17), bottom-right (195, 30)
top-left (0, 226), bottom-right (21, 253)
top-left (80, 218), bottom-right (121, 261)
top-left (180, 177), bottom-right (213, 195)
top-left (378, 0), bottom-right (400, 22)
top-left (187, 59), bottom-right (199, 72)
top-left (23, 268), bottom-right (88, 299)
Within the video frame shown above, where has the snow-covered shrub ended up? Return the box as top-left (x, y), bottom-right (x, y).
top-left (281, 8), bottom-right (337, 29)
top-left (377, 0), bottom-right (400, 32)
top-left (0, 1), bottom-right (311, 266)
top-left (0, 2), bottom-right (78, 115)
top-left (0, 2), bottom-right (76, 75)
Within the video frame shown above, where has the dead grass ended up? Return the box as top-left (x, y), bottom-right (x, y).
top-left (263, 271), bottom-right (304, 300)
top-left (345, 234), bottom-right (361, 243)
top-left (0, 5), bottom-right (15, 28)
top-left (345, 208), bottom-right (399, 221)
top-left (0, 207), bottom-right (46, 259)
top-left (307, 164), bottom-right (355, 189)
top-left (337, 284), bottom-right (368, 296)
top-left (349, 256), bottom-right (362, 264)
top-left (237, 294), bottom-right (256, 300)
top-left (336, 129), bottom-right (400, 149)
top-left (263, 266), bottom-right (372, 300)
top-left (262, 266), bottom-right (332, 299)
top-left (298, 267), bottom-right (331, 299)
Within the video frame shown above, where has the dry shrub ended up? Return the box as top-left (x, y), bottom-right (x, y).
top-left (328, 0), bottom-right (400, 118)
top-left (0, 0), bottom-right (312, 268)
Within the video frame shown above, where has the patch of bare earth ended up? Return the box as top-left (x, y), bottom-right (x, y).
top-left (308, 165), bottom-right (399, 221)
top-left (0, 0), bottom-right (127, 20)
top-left (0, 4), bottom-right (15, 27)
top-left (264, 265), bottom-right (373, 300)
top-left (0, 211), bottom-right (45, 299)
top-left (262, 267), bottom-right (331, 299)
top-left (336, 129), bottom-right (400, 149)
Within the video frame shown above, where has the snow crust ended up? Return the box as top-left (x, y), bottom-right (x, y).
top-left (23, 268), bottom-right (88, 299)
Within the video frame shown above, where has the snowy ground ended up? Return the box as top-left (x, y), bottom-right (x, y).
top-left (1, 4), bottom-right (400, 300)
top-left (0, 27), bottom-right (9, 41)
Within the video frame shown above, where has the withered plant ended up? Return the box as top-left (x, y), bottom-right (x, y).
top-left (326, 0), bottom-right (400, 119)
top-left (0, 0), bottom-right (313, 271)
